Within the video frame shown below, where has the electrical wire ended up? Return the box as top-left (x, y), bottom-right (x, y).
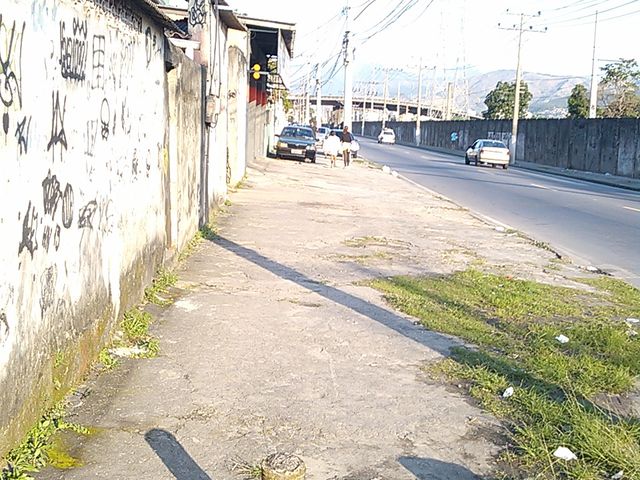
top-left (534, 0), bottom-right (638, 26)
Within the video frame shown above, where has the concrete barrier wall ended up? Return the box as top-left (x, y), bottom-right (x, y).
top-left (0, 0), bottom-right (206, 455)
top-left (167, 50), bottom-right (204, 254)
top-left (362, 119), bottom-right (640, 178)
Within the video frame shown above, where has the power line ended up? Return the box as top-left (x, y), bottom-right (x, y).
top-left (535, 0), bottom-right (639, 26)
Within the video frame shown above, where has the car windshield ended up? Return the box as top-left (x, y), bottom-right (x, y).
top-left (281, 127), bottom-right (315, 139)
top-left (484, 140), bottom-right (507, 148)
top-left (383, 129), bottom-right (394, 135)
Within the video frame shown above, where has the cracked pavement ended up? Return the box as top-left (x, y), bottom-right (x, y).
top-left (36, 155), bottom-right (586, 480)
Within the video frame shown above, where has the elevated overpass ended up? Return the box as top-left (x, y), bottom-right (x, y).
top-left (288, 95), bottom-right (476, 120)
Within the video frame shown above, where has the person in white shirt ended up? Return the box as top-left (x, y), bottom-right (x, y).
top-left (323, 131), bottom-right (341, 168)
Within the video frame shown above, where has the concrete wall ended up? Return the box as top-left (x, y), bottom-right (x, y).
top-left (0, 0), bottom-right (206, 456)
top-left (363, 119), bottom-right (640, 178)
top-left (227, 30), bottom-right (248, 186)
top-left (188, 0), bottom-right (231, 207)
top-left (167, 48), bottom-right (204, 253)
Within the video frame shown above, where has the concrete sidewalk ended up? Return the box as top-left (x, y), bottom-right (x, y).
top-left (37, 155), bottom-right (587, 480)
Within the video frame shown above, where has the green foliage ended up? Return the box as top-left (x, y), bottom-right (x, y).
top-left (1, 404), bottom-right (88, 480)
top-left (567, 84), bottom-right (590, 119)
top-left (483, 80), bottom-right (533, 119)
top-left (144, 270), bottom-right (178, 306)
top-left (121, 309), bottom-right (153, 343)
top-left (369, 270), bottom-right (640, 478)
top-left (598, 58), bottom-right (640, 118)
top-left (98, 348), bottom-right (119, 370)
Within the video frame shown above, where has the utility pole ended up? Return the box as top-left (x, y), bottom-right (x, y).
top-left (416, 59), bottom-right (422, 145)
top-left (396, 82), bottom-right (401, 120)
top-left (315, 63), bottom-right (321, 127)
top-left (499, 10), bottom-right (546, 164)
top-left (588, 11), bottom-right (599, 119)
top-left (361, 83), bottom-right (367, 135)
top-left (445, 82), bottom-right (453, 120)
top-left (430, 66), bottom-right (437, 119)
top-left (304, 62), bottom-right (311, 124)
top-left (511, 13), bottom-right (524, 161)
top-left (382, 70), bottom-right (388, 128)
top-left (342, 0), bottom-right (353, 130)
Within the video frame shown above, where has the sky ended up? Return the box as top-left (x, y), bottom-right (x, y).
top-left (232, 0), bottom-right (640, 94)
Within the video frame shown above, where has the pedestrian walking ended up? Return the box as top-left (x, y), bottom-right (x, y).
top-left (341, 126), bottom-right (354, 167)
top-left (323, 131), bottom-right (341, 168)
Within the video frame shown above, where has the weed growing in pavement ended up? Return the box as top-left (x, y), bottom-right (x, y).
top-left (343, 236), bottom-right (411, 249)
top-left (98, 347), bottom-right (119, 370)
top-left (230, 458), bottom-right (262, 479)
top-left (98, 308), bottom-right (160, 365)
top-left (144, 269), bottom-right (178, 306)
top-left (178, 223), bottom-right (219, 261)
top-left (368, 269), bottom-right (640, 479)
top-left (1, 403), bottom-right (89, 480)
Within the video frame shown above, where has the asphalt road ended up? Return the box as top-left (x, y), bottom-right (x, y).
top-left (358, 137), bottom-right (640, 286)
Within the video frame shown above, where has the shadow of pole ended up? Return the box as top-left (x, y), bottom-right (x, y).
top-left (210, 236), bottom-right (460, 357)
top-left (399, 456), bottom-right (483, 480)
top-left (144, 429), bottom-right (212, 480)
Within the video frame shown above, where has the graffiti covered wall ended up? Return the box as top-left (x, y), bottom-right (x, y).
top-left (0, 0), bottom-right (170, 453)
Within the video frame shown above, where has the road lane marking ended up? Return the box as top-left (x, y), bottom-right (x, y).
top-left (624, 206), bottom-right (640, 213)
top-left (530, 183), bottom-right (553, 190)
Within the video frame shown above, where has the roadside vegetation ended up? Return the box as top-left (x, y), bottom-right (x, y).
top-left (368, 269), bottom-right (640, 479)
top-left (1, 404), bottom-right (89, 480)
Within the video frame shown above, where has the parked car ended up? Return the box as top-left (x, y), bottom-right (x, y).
top-left (275, 126), bottom-right (317, 162)
top-left (315, 126), bottom-right (330, 150)
top-left (465, 139), bottom-right (510, 169)
top-left (377, 128), bottom-right (396, 144)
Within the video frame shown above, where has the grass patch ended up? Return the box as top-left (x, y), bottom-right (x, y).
top-left (333, 251), bottom-right (392, 265)
top-left (144, 270), bottom-right (178, 306)
top-left (98, 347), bottom-right (119, 370)
top-left (368, 269), bottom-right (640, 479)
top-left (98, 308), bottom-right (160, 365)
top-left (119, 309), bottom-right (158, 359)
top-left (178, 224), bottom-right (219, 261)
top-left (1, 404), bottom-right (89, 479)
top-left (230, 458), bottom-right (262, 479)
top-left (343, 236), bottom-right (410, 249)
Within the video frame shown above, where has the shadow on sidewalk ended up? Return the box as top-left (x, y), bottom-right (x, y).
top-left (145, 429), bottom-right (211, 480)
top-left (211, 236), bottom-right (459, 357)
top-left (398, 456), bottom-right (482, 479)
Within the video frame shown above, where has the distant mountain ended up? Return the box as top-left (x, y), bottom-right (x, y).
top-left (319, 64), bottom-right (588, 118)
top-left (468, 70), bottom-right (588, 118)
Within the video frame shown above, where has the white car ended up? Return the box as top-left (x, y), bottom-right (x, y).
top-left (377, 128), bottom-right (395, 144)
top-left (465, 139), bottom-right (510, 169)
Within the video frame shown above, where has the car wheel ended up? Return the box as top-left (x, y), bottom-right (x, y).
top-left (491, 164), bottom-right (496, 168)
top-left (502, 164), bottom-right (508, 170)
top-left (464, 154), bottom-right (470, 165)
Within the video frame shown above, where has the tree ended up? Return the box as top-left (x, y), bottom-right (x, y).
top-left (567, 84), bottom-right (589, 118)
top-left (483, 80), bottom-right (533, 119)
top-left (598, 58), bottom-right (640, 118)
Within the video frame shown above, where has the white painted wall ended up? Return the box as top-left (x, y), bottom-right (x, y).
top-left (188, 0), bottom-right (230, 208)
top-left (0, 0), bottom-right (169, 451)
